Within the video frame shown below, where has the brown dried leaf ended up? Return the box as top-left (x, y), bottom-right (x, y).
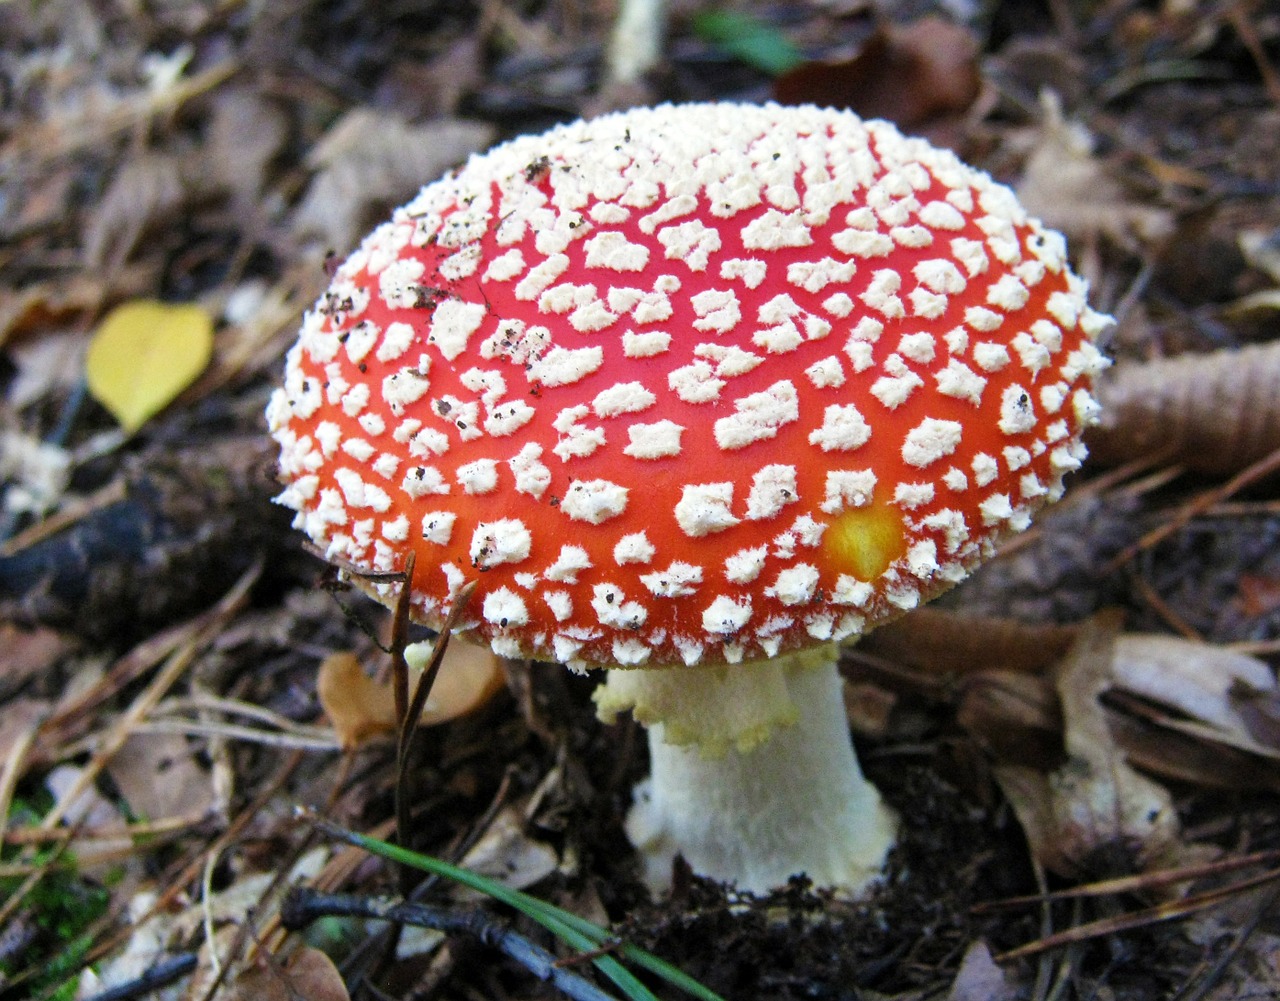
top-left (861, 606), bottom-right (1078, 676)
top-left (1051, 620), bottom-right (1182, 864)
top-left (774, 17), bottom-right (980, 132)
top-left (205, 88), bottom-right (288, 204)
top-left (1105, 706), bottom-right (1280, 793)
top-left (317, 641), bottom-right (504, 749)
top-left (457, 804), bottom-right (559, 892)
top-left (0, 624), bottom-right (74, 690)
top-left (993, 618), bottom-right (1183, 878)
top-left (229, 946), bottom-right (349, 1001)
top-left (1016, 92), bottom-right (1172, 250)
top-left (293, 111), bottom-right (496, 253)
top-left (948, 940), bottom-right (1015, 1001)
top-left (1232, 682), bottom-right (1280, 750)
top-left (6, 330), bottom-right (86, 409)
top-left (1110, 634), bottom-right (1278, 743)
top-left (106, 733), bottom-right (214, 822)
top-left (317, 651), bottom-right (396, 748)
top-left (83, 152), bottom-right (190, 270)
top-left (956, 670), bottom-right (1063, 769)
top-left (0, 265), bottom-right (157, 346)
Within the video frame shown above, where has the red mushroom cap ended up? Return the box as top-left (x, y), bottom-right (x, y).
top-left (269, 102), bottom-right (1109, 670)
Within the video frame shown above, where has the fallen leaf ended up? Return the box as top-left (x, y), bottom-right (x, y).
top-left (1110, 634), bottom-right (1277, 740)
top-left (774, 17), bottom-right (980, 131)
top-left (1235, 573), bottom-right (1280, 618)
top-left (0, 266), bottom-right (157, 346)
top-left (229, 946), bottom-right (350, 1001)
top-left (457, 804), bottom-right (559, 892)
top-left (0, 624), bottom-right (74, 688)
top-left (1050, 620), bottom-right (1183, 868)
top-left (205, 88), bottom-right (288, 204)
top-left (317, 651), bottom-right (396, 749)
top-left (1016, 91), bottom-right (1172, 250)
top-left (956, 670), bottom-right (1064, 769)
top-left (6, 330), bottom-right (87, 409)
top-left (1105, 706), bottom-right (1280, 793)
top-left (994, 618), bottom-right (1184, 879)
top-left (293, 111), bottom-right (495, 254)
top-left (317, 640), bottom-right (505, 749)
top-left (862, 606), bottom-right (1078, 676)
top-left (82, 152), bottom-right (189, 270)
top-left (85, 299), bottom-right (214, 433)
top-left (106, 733), bottom-right (215, 822)
top-left (948, 940), bottom-right (1015, 1001)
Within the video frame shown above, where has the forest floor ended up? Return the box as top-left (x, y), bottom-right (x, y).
top-left (2, 1), bottom-right (1280, 999)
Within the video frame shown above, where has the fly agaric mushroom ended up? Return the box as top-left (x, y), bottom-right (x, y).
top-left (269, 102), bottom-right (1110, 896)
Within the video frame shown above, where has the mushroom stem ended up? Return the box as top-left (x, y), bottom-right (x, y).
top-left (597, 647), bottom-right (897, 896)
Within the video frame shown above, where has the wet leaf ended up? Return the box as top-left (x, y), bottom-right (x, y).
top-left (85, 299), bottom-right (214, 433)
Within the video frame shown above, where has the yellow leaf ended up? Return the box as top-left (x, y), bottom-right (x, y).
top-left (317, 642), bottom-right (505, 750)
top-left (85, 300), bottom-right (213, 432)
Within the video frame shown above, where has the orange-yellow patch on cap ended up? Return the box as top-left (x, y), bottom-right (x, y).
top-left (822, 502), bottom-right (906, 582)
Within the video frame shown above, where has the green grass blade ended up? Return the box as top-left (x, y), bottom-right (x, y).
top-left (315, 821), bottom-right (726, 1001)
top-left (513, 896), bottom-right (725, 1001)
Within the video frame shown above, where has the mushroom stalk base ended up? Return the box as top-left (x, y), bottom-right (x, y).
top-left (603, 647), bottom-right (897, 897)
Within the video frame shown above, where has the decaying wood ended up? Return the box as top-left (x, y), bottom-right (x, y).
top-left (1087, 340), bottom-right (1280, 476)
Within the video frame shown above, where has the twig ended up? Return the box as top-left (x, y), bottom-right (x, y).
top-left (996, 865), bottom-right (1280, 961)
top-left (76, 953), bottom-right (198, 1001)
top-left (1227, 1), bottom-right (1280, 105)
top-left (1104, 444), bottom-right (1280, 573)
top-left (122, 718), bottom-right (339, 751)
top-left (974, 849), bottom-right (1280, 912)
top-left (394, 564), bottom-right (477, 896)
top-left (1166, 883), bottom-right (1280, 1001)
top-left (390, 551), bottom-right (417, 732)
top-left (282, 888), bottom-right (623, 1001)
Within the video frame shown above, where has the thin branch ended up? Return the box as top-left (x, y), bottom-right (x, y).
top-left (283, 888), bottom-right (622, 1001)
